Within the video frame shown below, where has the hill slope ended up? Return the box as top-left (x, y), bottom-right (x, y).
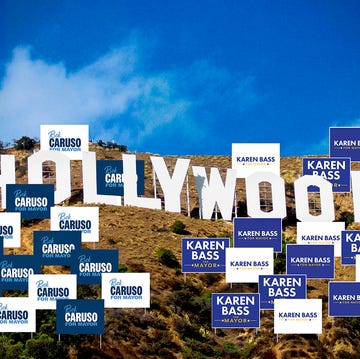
top-left (1, 146), bottom-right (360, 358)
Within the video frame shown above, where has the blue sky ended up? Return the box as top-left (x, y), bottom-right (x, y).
top-left (0, 0), bottom-right (359, 156)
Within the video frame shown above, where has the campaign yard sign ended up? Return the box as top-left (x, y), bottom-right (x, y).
top-left (233, 218), bottom-right (282, 252)
top-left (302, 157), bottom-right (351, 192)
top-left (286, 244), bottom-right (334, 279)
top-left (33, 230), bottom-right (81, 266)
top-left (211, 293), bottom-right (260, 329)
top-left (0, 298), bottom-right (36, 332)
top-left (297, 222), bottom-right (344, 257)
top-left (329, 281), bottom-right (360, 317)
top-left (341, 230), bottom-right (360, 265)
top-left (329, 127), bottom-right (360, 162)
top-left (0, 212), bottom-right (21, 248)
top-left (274, 299), bottom-right (322, 334)
top-left (56, 299), bottom-right (104, 334)
top-left (102, 273), bottom-right (150, 308)
top-left (6, 184), bottom-right (54, 219)
top-left (231, 143), bottom-right (280, 178)
top-left (28, 274), bottom-right (77, 310)
top-left (182, 238), bottom-right (229, 273)
top-left (225, 247), bottom-right (273, 283)
top-left (96, 160), bottom-right (144, 196)
top-left (258, 274), bottom-right (307, 310)
top-left (50, 206), bottom-right (99, 242)
top-left (72, 250), bottom-right (119, 284)
top-left (40, 124), bottom-right (89, 160)
top-left (0, 255), bottom-right (40, 290)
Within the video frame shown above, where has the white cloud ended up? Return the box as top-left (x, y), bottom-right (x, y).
top-left (0, 44), bottom-right (259, 154)
top-left (0, 45), bottom-right (189, 147)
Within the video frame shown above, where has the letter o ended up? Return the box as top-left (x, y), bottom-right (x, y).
top-left (294, 175), bottom-right (334, 222)
top-left (245, 172), bottom-right (286, 218)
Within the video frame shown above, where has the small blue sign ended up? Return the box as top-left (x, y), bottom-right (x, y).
top-left (329, 127), bottom-right (360, 162)
top-left (182, 238), bottom-right (229, 273)
top-left (6, 184), bottom-right (54, 219)
top-left (233, 218), bottom-right (282, 252)
top-left (96, 160), bottom-right (144, 196)
top-left (0, 255), bottom-right (40, 290)
top-left (212, 293), bottom-right (260, 328)
top-left (302, 157), bottom-right (351, 193)
top-left (258, 274), bottom-right (307, 310)
top-left (33, 230), bottom-right (82, 266)
top-left (56, 299), bottom-right (104, 334)
top-left (286, 244), bottom-right (334, 279)
top-left (72, 250), bottom-right (119, 284)
top-left (329, 282), bottom-right (360, 317)
top-left (341, 230), bottom-right (360, 265)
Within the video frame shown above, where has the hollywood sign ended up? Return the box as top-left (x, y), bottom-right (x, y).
top-left (1, 151), bottom-right (360, 223)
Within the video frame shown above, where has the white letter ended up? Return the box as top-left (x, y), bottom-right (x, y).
top-left (123, 154), bottom-right (161, 209)
top-left (28, 151), bottom-right (71, 204)
top-left (0, 155), bottom-right (15, 209)
top-left (294, 175), bottom-right (334, 222)
top-left (151, 156), bottom-right (190, 213)
top-left (245, 172), bottom-right (286, 218)
top-left (192, 166), bottom-right (236, 221)
top-left (82, 152), bottom-right (122, 206)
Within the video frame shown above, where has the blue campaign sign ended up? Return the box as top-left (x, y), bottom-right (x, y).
top-left (33, 230), bottom-right (81, 266)
top-left (212, 293), bottom-right (260, 329)
top-left (341, 230), bottom-right (360, 265)
top-left (302, 157), bottom-right (351, 193)
top-left (182, 238), bottom-right (229, 273)
top-left (6, 184), bottom-right (54, 219)
top-left (72, 250), bottom-right (119, 284)
top-left (56, 299), bottom-right (104, 334)
top-left (258, 274), bottom-right (307, 310)
top-left (329, 127), bottom-right (360, 161)
top-left (329, 282), bottom-right (360, 317)
top-left (286, 244), bottom-right (334, 279)
top-left (233, 218), bottom-right (282, 252)
top-left (96, 160), bottom-right (144, 196)
top-left (0, 255), bottom-right (40, 290)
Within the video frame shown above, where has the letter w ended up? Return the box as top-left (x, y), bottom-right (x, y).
top-left (192, 166), bottom-right (236, 221)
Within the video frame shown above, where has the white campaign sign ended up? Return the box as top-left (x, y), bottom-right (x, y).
top-left (50, 206), bottom-right (99, 242)
top-left (232, 143), bottom-right (280, 178)
top-left (101, 272), bottom-right (150, 308)
top-left (225, 247), bottom-right (273, 283)
top-left (28, 274), bottom-right (77, 310)
top-left (0, 297), bottom-right (36, 332)
top-left (274, 299), bottom-right (322, 334)
top-left (297, 221), bottom-right (344, 257)
top-left (40, 124), bottom-right (89, 160)
top-left (0, 212), bottom-right (21, 248)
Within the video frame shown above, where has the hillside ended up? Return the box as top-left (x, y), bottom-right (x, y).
top-left (1, 145), bottom-right (360, 358)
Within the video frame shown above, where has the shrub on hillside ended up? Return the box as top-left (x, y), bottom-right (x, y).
top-left (156, 248), bottom-right (180, 268)
top-left (14, 136), bottom-right (37, 150)
top-left (340, 211), bottom-right (354, 228)
top-left (170, 220), bottom-right (187, 234)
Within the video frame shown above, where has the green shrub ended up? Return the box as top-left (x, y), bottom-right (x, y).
top-left (14, 136), bottom-right (37, 150)
top-left (170, 220), bottom-right (187, 234)
top-left (340, 211), bottom-right (354, 228)
top-left (156, 248), bottom-right (180, 268)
